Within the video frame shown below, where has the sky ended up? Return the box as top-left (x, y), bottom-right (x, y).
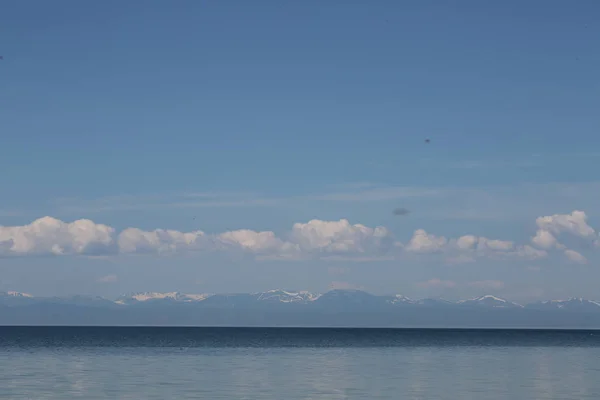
top-left (1, 0), bottom-right (600, 302)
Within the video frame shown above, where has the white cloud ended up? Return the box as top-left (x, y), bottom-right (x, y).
top-left (288, 219), bottom-right (393, 255)
top-left (405, 230), bottom-right (447, 254)
top-left (531, 210), bottom-right (596, 249)
top-left (453, 235), bottom-right (514, 253)
top-left (0, 216), bottom-right (116, 256)
top-left (0, 211), bottom-right (596, 265)
top-left (118, 228), bottom-right (207, 254)
top-left (564, 249), bottom-right (587, 264)
top-left (532, 229), bottom-right (559, 249)
top-left (455, 235), bottom-right (478, 250)
top-left (409, 231), bottom-right (521, 263)
top-left (218, 229), bottom-right (296, 255)
top-left (514, 245), bottom-right (548, 260)
top-left (535, 210), bottom-right (595, 238)
top-left (479, 238), bottom-right (514, 251)
top-left (529, 210), bottom-right (598, 264)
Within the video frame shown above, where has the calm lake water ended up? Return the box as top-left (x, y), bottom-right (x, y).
top-left (1, 327), bottom-right (600, 399)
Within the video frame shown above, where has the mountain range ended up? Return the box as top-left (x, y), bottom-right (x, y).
top-left (2, 289), bottom-right (600, 327)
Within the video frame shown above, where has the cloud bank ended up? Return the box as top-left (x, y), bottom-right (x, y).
top-left (0, 211), bottom-right (595, 264)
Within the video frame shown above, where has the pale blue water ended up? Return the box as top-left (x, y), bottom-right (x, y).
top-left (1, 327), bottom-right (600, 399)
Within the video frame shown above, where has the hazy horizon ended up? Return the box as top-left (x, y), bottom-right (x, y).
top-left (3, 288), bottom-right (600, 305)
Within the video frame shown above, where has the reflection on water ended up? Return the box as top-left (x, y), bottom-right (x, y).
top-left (1, 345), bottom-right (600, 399)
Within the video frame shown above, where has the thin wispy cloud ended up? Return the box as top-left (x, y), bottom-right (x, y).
top-left (309, 181), bottom-right (600, 220)
top-left (51, 191), bottom-right (277, 214)
top-left (0, 209), bottom-right (23, 218)
top-left (468, 280), bottom-right (505, 290)
top-left (318, 255), bottom-right (395, 263)
top-left (308, 186), bottom-right (443, 202)
top-left (416, 279), bottom-right (456, 289)
top-left (327, 267), bottom-right (348, 276)
top-left (325, 182), bottom-right (379, 190)
top-left (443, 159), bottom-right (542, 170)
top-left (329, 281), bottom-right (364, 291)
top-left (26, 180), bottom-right (600, 224)
top-left (97, 274), bottom-right (118, 283)
top-left (415, 151), bottom-right (600, 171)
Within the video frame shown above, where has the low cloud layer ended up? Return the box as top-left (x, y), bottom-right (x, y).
top-left (416, 279), bottom-right (457, 289)
top-left (0, 211), bottom-right (596, 264)
top-left (416, 279), bottom-right (505, 291)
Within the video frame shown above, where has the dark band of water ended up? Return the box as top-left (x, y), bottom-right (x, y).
top-left (1, 326), bottom-right (599, 348)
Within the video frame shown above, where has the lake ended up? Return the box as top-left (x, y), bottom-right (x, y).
top-left (1, 327), bottom-right (599, 399)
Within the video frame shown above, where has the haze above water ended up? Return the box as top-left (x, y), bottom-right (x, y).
top-left (1, 327), bottom-right (599, 399)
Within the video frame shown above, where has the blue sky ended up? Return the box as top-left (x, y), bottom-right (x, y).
top-left (1, 0), bottom-right (600, 301)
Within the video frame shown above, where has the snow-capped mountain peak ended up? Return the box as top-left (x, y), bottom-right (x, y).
top-left (115, 292), bottom-right (212, 304)
top-left (183, 293), bottom-right (213, 301)
top-left (387, 294), bottom-right (416, 305)
top-left (468, 295), bottom-right (506, 303)
top-left (532, 297), bottom-right (600, 311)
top-left (255, 289), bottom-right (321, 303)
top-left (458, 295), bottom-right (523, 308)
top-left (5, 291), bottom-right (34, 298)
top-left (133, 292), bottom-right (180, 301)
top-left (563, 297), bottom-right (600, 306)
top-left (416, 297), bottom-right (455, 306)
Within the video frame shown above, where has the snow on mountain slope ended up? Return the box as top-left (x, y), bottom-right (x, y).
top-left (184, 293), bottom-right (213, 301)
top-left (458, 295), bottom-right (523, 308)
top-left (387, 294), bottom-right (417, 305)
top-left (416, 298), bottom-right (455, 307)
top-left (0, 291), bottom-right (37, 305)
top-left (255, 289), bottom-right (321, 303)
top-left (528, 297), bottom-right (600, 311)
top-left (4, 291), bottom-right (34, 298)
top-left (5, 289), bottom-right (600, 313)
top-left (115, 292), bottom-right (212, 304)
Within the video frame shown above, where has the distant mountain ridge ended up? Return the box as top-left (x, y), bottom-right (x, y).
top-left (4, 289), bottom-right (600, 329)
top-left (2, 289), bottom-right (600, 312)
